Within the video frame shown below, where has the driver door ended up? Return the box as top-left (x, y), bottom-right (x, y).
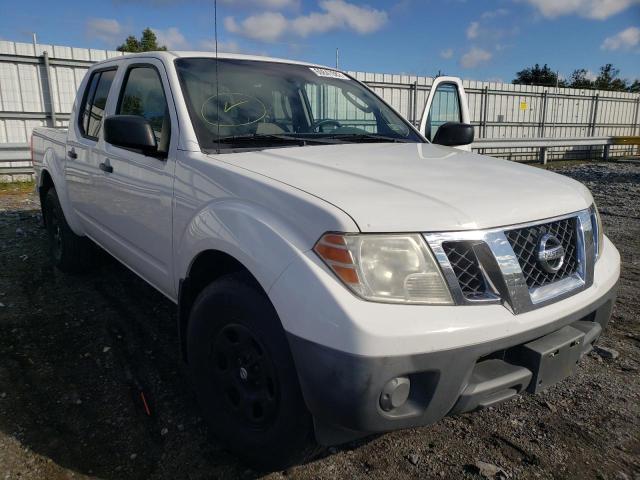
top-left (96, 59), bottom-right (177, 298)
top-left (419, 76), bottom-right (471, 151)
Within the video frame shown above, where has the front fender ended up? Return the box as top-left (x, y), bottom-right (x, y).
top-left (175, 197), bottom-right (332, 295)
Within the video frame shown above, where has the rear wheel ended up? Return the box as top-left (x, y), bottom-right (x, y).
top-left (187, 272), bottom-right (321, 470)
top-left (43, 188), bottom-right (95, 273)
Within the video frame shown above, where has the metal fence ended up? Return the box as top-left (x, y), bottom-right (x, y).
top-left (1, 39), bottom-right (639, 180)
top-left (350, 72), bottom-right (640, 162)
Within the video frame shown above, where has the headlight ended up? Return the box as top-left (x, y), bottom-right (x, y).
top-left (314, 233), bottom-right (453, 305)
top-left (590, 203), bottom-right (604, 260)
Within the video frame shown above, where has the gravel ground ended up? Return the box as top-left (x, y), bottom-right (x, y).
top-left (0, 160), bottom-right (638, 480)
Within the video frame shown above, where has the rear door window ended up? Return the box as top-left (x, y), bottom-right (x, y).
top-left (79, 69), bottom-right (117, 140)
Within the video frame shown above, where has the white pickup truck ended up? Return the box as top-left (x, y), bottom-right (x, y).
top-left (31, 51), bottom-right (620, 470)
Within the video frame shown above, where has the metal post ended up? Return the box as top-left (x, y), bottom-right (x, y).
top-left (539, 90), bottom-right (548, 138)
top-left (42, 51), bottom-right (57, 127)
top-left (412, 81), bottom-right (418, 127)
top-left (590, 94), bottom-right (599, 137)
top-left (634, 97), bottom-right (640, 156)
top-left (634, 97), bottom-right (640, 136)
top-left (539, 146), bottom-right (548, 165)
top-left (589, 94), bottom-right (600, 160)
top-left (479, 86), bottom-right (486, 139)
top-left (481, 86), bottom-right (489, 138)
top-left (603, 144), bottom-right (610, 161)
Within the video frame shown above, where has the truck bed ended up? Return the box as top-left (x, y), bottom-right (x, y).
top-left (33, 127), bottom-right (68, 146)
top-left (31, 127), bottom-right (68, 176)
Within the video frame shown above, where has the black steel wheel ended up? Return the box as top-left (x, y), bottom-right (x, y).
top-left (187, 272), bottom-right (321, 470)
top-left (212, 323), bottom-right (279, 428)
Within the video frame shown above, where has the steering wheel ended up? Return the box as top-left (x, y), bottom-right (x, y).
top-left (309, 119), bottom-right (342, 133)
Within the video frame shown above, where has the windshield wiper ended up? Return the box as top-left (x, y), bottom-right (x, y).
top-left (216, 133), bottom-right (349, 146)
top-left (208, 133), bottom-right (349, 153)
top-left (211, 133), bottom-right (409, 151)
top-left (216, 133), bottom-right (309, 146)
top-left (320, 133), bottom-right (413, 143)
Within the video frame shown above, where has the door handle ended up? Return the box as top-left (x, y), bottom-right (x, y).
top-left (67, 149), bottom-right (77, 159)
top-left (99, 162), bottom-right (113, 173)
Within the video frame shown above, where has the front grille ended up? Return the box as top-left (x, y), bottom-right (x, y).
top-left (442, 241), bottom-right (487, 299)
top-left (505, 217), bottom-right (578, 289)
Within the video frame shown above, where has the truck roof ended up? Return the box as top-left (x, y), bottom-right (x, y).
top-left (100, 50), bottom-right (324, 68)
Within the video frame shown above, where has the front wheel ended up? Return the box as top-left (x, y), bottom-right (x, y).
top-left (187, 272), bottom-right (321, 470)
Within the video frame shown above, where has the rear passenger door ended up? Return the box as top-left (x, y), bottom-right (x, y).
top-left (96, 60), bottom-right (177, 298)
top-left (66, 67), bottom-right (117, 223)
top-left (419, 76), bottom-right (471, 151)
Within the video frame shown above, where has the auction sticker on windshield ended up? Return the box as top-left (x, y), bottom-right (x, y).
top-left (309, 67), bottom-right (349, 80)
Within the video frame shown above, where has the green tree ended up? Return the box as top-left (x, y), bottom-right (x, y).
top-left (117, 35), bottom-right (141, 53)
top-left (512, 64), bottom-right (565, 87)
top-left (594, 64), bottom-right (628, 92)
top-left (117, 28), bottom-right (167, 52)
top-left (568, 69), bottom-right (594, 89)
top-left (140, 28), bottom-right (166, 52)
top-left (629, 80), bottom-right (640, 93)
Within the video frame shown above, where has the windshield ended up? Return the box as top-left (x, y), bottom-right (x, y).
top-left (175, 58), bottom-right (423, 152)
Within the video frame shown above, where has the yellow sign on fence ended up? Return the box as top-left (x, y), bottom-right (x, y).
top-left (520, 101), bottom-right (528, 111)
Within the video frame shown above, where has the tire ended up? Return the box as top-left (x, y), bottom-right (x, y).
top-left (43, 188), bottom-right (95, 273)
top-left (187, 272), bottom-right (321, 471)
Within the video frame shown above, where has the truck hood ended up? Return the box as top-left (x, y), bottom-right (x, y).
top-left (213, 142), bottom-right (593, 232)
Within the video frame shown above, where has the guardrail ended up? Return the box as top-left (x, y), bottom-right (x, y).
top-left (472, 136), bottom-right (640, 164)
top-left (0, 142), bottom-right (30, 167)
top-left (1, 136), bottom-right (639, 182)
top-left (0, 143), bottom-right (32, 182)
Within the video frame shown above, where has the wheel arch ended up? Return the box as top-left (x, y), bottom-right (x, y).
top-left (178, 249), bottom-right (265, 362)
top-left (38, 145), bottom-right (85, 235)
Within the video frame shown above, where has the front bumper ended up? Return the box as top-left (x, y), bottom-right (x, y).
top-left (288, 282), bottom-right (617, 445)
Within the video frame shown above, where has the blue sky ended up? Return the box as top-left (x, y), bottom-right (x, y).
top-left (1, 0), bottom-right (639, 82)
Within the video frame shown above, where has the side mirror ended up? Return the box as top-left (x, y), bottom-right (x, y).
top-left (104, 115), bottom-right (158, 155)
top-left (432, 122), bottom-right (474, 147)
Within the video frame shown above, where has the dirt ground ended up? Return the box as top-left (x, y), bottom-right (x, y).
top-left (0, 160), bottom-right (638, 480)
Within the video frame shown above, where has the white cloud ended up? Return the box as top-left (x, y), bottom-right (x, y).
top-left (460, 47), bottom-right (492, 68)
top-left (520, 0), bottom-right (640, 20)
top-left (601, 26), bottom-right (640, 50)
top-left (440, 48), bottom-right (454, 59)
top-left (85, 19), bottom-right (196, 51)
top-left (153, 27), bottom-right (190, 50)
top-left (225, 0), bottom-right (387, 42)
top-left (225, 13), bottom-right (288, 42)
top-left (86, 18), bottom-right (124, 45)
top-left (466, 21), bottom-right (480, 39)
top-left (199, 38), bottom-right (242, 53)
top-left (294, 0), bottom-right (388, 36)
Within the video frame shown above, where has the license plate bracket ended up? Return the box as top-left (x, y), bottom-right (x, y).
top-left (508, 325), bottom-right (585, 394)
